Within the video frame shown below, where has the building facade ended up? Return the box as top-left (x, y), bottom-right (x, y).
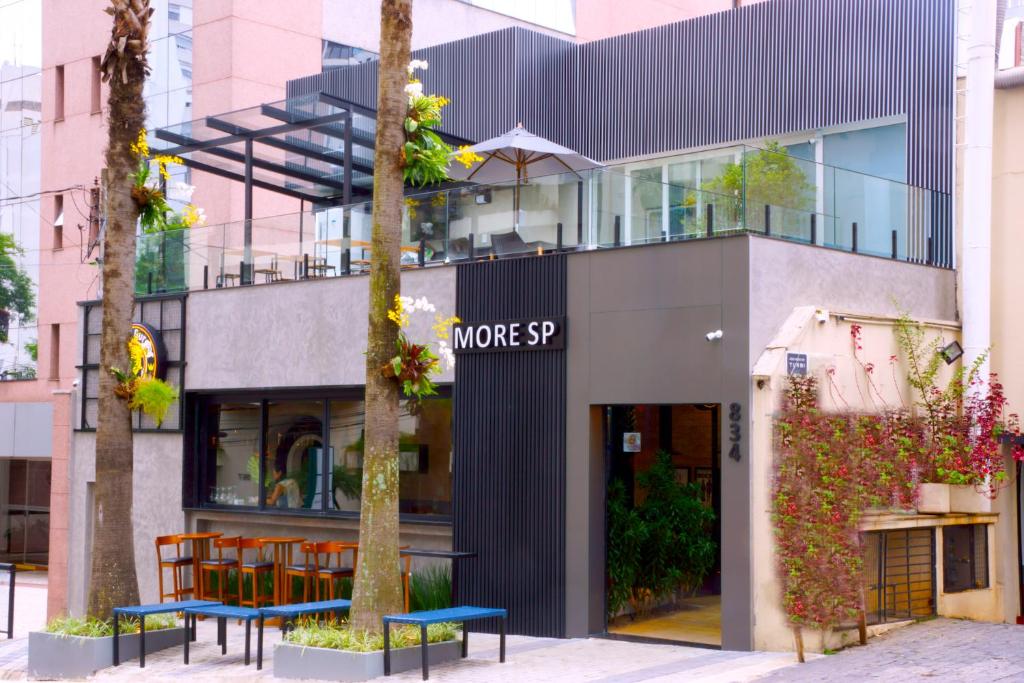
top-left (53, 0), bottom-right (1015, 655)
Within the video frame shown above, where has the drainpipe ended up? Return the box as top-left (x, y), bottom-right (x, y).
top-left (961, 0), bottom-right (997, 390)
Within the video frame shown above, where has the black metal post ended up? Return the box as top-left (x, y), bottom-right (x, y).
top-left (420, 624), bottom-right (429, 680)
top-left (891, 229), bottom-right (898, 260)
top-left (183, 617), bottom-right (189, 664)
top-left (577, 180), bottom-right (584, 245)
top-left (810, 213), bottom-right (817, 244)
top-left (419, 239), bottom-right (426, 268)
top-left (613, 215), bottom-right (621, 247)
top-left (303, 253), bottom-right (309, 279)
top-left (243, 138), bottom-right (253, 266)
top-left (245, 620), bottom-right (251, 666)
top-left (927, 237), bottom-right (933, 265)
top-left (112, 610), bottom-right (120, 663)
top-left (343, 111), bottom-right (353, 205)
top-left (257, 616), bottom-right (264, 670)
top-left (240, 260), bottom-right (247, 286)
top-left (139, 616), bottom-right (147, 668)
top-left (556, 222), bottom-right (564, 252)
top-left (764, 205), bottom-right (771, 236)
top-left (706, 204), bottom-right (714, 238)
top-left (383, 623), bottom-right (391, 675)
top-left (147, 272), bottom-right (153, 295)
top-left (467, 233), bottom-right (475, 260)
top-left (343, 249), bottom-right (351, 275)
top-left (203, 265), bottom-right (208, 290)
top-left (851, 222), bottom-right (858, 253)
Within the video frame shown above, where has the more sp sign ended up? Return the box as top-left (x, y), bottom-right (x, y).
top-left (452, 316), bottom-right (565, 354)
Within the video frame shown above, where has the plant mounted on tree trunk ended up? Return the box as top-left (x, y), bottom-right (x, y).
top-left (87, 0), bottom-right (153, 620)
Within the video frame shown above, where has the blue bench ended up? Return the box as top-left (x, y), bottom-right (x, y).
top-left (182, 604), bottom-right (261, 666)
top-left (256, 599), bottom-right (352, 670)
top-left (112, 599), bottom-right (220, 668)
top-left (383, 606), bottom-right (507, 680)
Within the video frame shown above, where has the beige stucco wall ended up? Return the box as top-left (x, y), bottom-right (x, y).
top-left (747, 305), bottom-right (1015, 652)
top-left (991, 84), bottom-right (1024, 628)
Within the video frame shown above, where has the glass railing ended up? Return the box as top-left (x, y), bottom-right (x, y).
top-left (134, 152), bottom-right (952, 295)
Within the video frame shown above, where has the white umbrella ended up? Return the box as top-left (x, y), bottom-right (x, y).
top-left (448, 123), bottom-right (601, 228)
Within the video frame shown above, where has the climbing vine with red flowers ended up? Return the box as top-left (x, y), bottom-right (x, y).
top-left (773, 316), bottom-right (1024, 651)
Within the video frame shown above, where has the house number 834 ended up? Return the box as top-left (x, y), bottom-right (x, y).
top-left (728, 402), bottom-right (742, 462)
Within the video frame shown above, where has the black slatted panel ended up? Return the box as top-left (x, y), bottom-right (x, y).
top-left (289, 0), bottom-right (954, 195)
top-left (452, 256), bottom-right (566, 638)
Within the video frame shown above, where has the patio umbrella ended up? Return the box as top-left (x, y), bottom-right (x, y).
top-left (448, 123), bottom-right (601, 229)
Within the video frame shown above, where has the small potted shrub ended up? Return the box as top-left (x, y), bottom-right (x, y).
top-left (274, 621), bottom-right (460, 681)
top-left (29, 614), bottom-right (183, 679)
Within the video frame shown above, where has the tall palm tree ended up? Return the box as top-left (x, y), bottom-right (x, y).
top-left (87, 0), bottom-right (152, 619)
top-left (349, 0), bottom-right (412, 631)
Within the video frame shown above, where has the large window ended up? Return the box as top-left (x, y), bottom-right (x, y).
top-left (190, 391), bottom-right (452, 520)
top-left (942, 524), bottom-right (989, 593)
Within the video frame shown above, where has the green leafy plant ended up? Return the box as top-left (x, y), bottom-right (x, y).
top-left (383, 295), bottom-right (459, 402)
top-left (45, 613), bottom-right (178, 638)
top-left (702, 141), bottom-right (814, 229)
top-left (402, 61), bottom-right (452, 187)
top-left (409, 564), bottom-right (452, 612)
top-left (0, 232), bottom-right (35, 344)
top-left (606, 451), bottom-right (717, 619)
top-left (285, 621), bottom-right (457, 652)
top-left (128, 376), bottom-right (179, 426)
top-left (24, 339), bottom-right (37, 361)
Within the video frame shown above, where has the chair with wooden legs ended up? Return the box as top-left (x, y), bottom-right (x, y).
top-left (199, 536), bottom-right (241, 604)
top-left (155, 534), bottom-right (193, 603)
top-left (284, 541), bottom-right (321, 603)
top-left (238, 538), bottom-right (275, 609)
top-left (315, 542), bottom-right (358, 600)
top-left (400, 545), bottom-right (412, 612)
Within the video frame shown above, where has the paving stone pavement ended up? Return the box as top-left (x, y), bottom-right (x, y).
top-left (758, 618), bottom-right (1024, 683)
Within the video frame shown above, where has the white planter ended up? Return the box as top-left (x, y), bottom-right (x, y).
top-left (917, 483), bottom-right (950, 514)
top-left (273, 639), bottom-right (461, 681)
top-left (28, 627), bottom-right (185, 679)
top-left (948, 484), bottom-right (992, 513)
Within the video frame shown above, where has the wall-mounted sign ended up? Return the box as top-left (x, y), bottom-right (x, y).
top-left (623, 432), bottom-right (641, 453)
top-left (131, 322), bottom-right (167, 380)
top-left (787, 352), bottom-right (808, 376)
top-left (452, 316), bottom-right (565, 354)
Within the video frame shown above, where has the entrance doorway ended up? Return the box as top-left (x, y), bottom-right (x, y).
top-left (0, 459), bottom-right (50, 566)
top-left (603, 404), bottom-right (721, 646)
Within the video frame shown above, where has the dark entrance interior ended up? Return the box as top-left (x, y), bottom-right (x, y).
top-left (603, 404), bottom-right (721, 646)
top-left (0, 458), bottom-right (50, 566)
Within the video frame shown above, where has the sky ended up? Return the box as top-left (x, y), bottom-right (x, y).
top-left (0, 0), bottom-right (41, 70)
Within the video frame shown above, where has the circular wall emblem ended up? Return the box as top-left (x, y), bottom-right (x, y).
top-left (131, 323), bottom-right (167, 380)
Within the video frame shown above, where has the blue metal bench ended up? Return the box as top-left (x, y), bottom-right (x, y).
top-left (112, 599), bottom-right (220, 668)
top-left (383, 606), bottom-right (507, 680)
top-left (256, 599), bottom-right (352, 670)
top-left (182, 604), bottom-right (261, 666)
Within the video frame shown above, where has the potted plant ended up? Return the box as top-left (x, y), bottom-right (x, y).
top-left (273, 621), bottom-right (460, 681)
top-left (28, 614), bottom-right (183, 679)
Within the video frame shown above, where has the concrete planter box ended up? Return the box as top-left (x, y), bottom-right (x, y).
top-left (949, 484), bottom-right (992, 513)
top-left (28, 627), bottom-right (185, 680)
top-left (273, 639), bottom-right (461, 681)
top-left (917, 483), bottom-right (950, 514)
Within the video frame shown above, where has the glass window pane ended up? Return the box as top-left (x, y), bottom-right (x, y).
top-left (203, 401), bottom-right (260, 507)
top-left (330, 400), bottom-right (365, 512)
top-left (265, 400), bottom-right (325, 510)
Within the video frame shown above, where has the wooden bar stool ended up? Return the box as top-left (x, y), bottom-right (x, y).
top-left (199, 536), bottom-right (241, 604)
top-left (284, 541), bottom-right (321, 602)
top-left (238, 539), bottom-right (275, 609)
top-left (316, 542), bottom-right (358, 600)
top-left (155, 535), bottom-right (193, 603)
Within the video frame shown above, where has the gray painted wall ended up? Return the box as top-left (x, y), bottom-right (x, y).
top-left (563, 235), bottom-right (956, 648)
top-left (564, 237), bottom-right (753, 647)
top-left (67, 432), bottom-right (185, 614)
top-left (0, 402), bottom-right (52, 458)
top-left (186, 269), bottom-right (455, 391)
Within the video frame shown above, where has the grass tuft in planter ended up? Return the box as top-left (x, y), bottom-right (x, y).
top-left (286, 621), bottom-right (458, 652)
top-left (45, 613), bottom-right (178, 637)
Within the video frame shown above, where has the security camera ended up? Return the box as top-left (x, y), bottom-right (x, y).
top-left (705, 329), bottom-right (723, 341)
top-left (71, 379), bottom-right (80, 388)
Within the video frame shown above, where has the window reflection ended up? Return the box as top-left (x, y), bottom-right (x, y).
top-left (265, 400), bottom-right (324, 510)
top-left (205, 401), bottom-right (260, 506)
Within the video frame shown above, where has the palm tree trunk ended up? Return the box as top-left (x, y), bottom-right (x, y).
top-left (87, 0), bottom-right (151, 619)
top-left (349, 0), bottom-right (412, 632)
